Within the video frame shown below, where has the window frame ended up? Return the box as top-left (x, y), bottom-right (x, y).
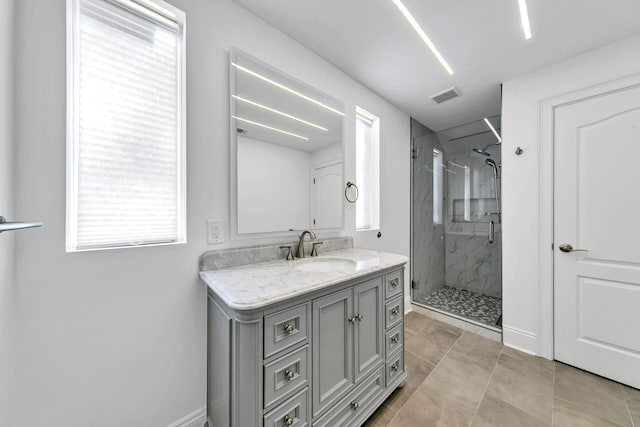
top-left (355, 106), bottom-right (380, 231)
top-left (66, 0), bottom-right (187, 252)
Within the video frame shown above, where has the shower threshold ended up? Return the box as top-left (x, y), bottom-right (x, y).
top-left (416, 285), bottom-right (502, 332)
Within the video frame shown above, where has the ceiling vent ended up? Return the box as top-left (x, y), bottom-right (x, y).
top-left (430, 86), bottom-right (461, 104)
top-left (236, 128), bottom-right (247, 134)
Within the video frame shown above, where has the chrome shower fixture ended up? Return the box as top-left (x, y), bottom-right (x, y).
top-left (472, 141), bottom-right (500, 156)
top-left (485, 159), bottom-right (499, 178)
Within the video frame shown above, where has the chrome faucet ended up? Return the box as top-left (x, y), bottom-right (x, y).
top-left (296, 230), bottom-right (317, 258)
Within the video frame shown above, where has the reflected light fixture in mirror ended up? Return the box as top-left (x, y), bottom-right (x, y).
top-left (230, 49), bottom-right (345, 237)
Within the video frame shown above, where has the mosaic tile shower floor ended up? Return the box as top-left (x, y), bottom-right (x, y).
top-left (419, 285), bottom-right (502, 328)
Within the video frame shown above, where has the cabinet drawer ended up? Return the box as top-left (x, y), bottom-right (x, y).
top-left (384, 270), bottom-right (403, 300)
top-left (265, 303), bottom-right (309, 358)
top-left (264, 388), bottom-right (309, 427)
top-left (313, 366), bottom-right (384, 427)
top-left (265, 345), bottom-right (309, 409)
top-left (385, 297), bottom-right (403, 330)
top-left (386, 351), bottom-right (404, 387)
top-left (385, 323), bottom-right (404, 357)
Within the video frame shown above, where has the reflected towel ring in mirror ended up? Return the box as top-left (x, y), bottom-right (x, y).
top-left (345, 181), bottom-right (359, 203)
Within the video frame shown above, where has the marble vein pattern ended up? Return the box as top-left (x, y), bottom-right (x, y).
top-left (199, 236), bottom-right (353, 271)
top-left (411, 127), bottom-right (446, 301)
top-left (200, 248), bottom-right (408, 311)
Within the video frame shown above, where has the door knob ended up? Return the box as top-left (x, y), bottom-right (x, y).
top-left (559, 243), bottom-right (588, 253)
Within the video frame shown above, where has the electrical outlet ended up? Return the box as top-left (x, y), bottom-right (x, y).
top-left (207, 219), bottom-right (224, 244)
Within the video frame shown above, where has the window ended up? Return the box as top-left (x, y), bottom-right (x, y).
top-left (355, 107), bottom-right (380, 231)
top-left (433, 149), bottom-right (443, 224)
top-left (67, 0), bottom-right (186, 251)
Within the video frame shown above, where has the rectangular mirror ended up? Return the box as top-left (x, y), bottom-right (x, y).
top-left (230, 49), bottom-right (345, 235)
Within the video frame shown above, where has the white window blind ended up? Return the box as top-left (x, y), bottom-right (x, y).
top-left (355, 108), bottom-right (380, 231)
top-left (67, 0), bottom-right (186, 251)
top-left (433, 149), bottom-right (443, 224)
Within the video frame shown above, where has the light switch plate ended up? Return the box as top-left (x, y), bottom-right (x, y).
top-left (207, 219), bottom-right (224, 244)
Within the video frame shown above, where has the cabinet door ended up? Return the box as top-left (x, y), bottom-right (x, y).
top-left (354, 278), bottom-right (383, 383)
top-left (312, 287), bottom-right (354, 417)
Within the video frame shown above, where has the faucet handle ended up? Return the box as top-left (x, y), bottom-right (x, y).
top-left (311, 242), bottom-right (323, 257)
top-left (280, 245), bottom-right (294, 261)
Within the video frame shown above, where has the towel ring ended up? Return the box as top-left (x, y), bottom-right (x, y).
top-left (345, 181), bottom-right (359, 203)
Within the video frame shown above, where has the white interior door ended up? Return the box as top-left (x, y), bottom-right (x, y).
top-left (554, 84), bottom-right (640, 388)
top-left (311, 162), bottom-right (342, 229)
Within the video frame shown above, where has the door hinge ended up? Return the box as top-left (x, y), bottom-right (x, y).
top-left (551, 243), bottom-right (554, 250)
top-left (411, 280), bottom-right (417, 289)
top-left (313, 219), bottom-right (316, 225)
top-left (313, 178), bottom-right (316, 184)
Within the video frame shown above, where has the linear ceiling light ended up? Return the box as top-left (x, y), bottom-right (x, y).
top-left (231, 63), bottom-right (345, 116)
top-left (391, 0), bottom-right (454, 75)
top-left (232, 116), bottom-right (309, 140)
top-left (232, 95), bottom-right (328, 131)
top-left (518, 0), bottom-right (532, 39)
top-left (484, 117), bottom-right (502, 142)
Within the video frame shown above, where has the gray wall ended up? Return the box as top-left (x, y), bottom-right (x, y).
top-left (411, 119), bottom-right (446, 301)
top-left (0, 1), bottom-right (16, 425)
top-left (8, 0), bottom-right (410, 425)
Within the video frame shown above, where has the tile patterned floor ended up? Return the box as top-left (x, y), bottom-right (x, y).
top-left (364, 311), bottom-right (640, 427)
top-left (419, 285), bottom-right (502, 328)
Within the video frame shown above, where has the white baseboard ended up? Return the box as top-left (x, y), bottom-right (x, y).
top-left (502, 325), bottom-right (537, 355)
top-left (167, 407), bottom-right (206, 427)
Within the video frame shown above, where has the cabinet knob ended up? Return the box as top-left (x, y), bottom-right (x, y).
top-left (391, 335), bottom-right (399, 344)
top-left (283, 323), bottom-right (295, 334)
top-left (351, 401), bottom-right (359, 411)
top-left (348, 316), bottom-right (358, 324)
top-left (390, 279), bottom-right (399, 288)
top-left (391, 308), bottom-right (399, 316)
top-left (283, 415), bottom-right (294, 426)
top-left (356, 313), bottom-right (364, 321)
top-left (391, 363), bottom-right (399, 372)
top-left (284, 369), bottom-right (295, 381)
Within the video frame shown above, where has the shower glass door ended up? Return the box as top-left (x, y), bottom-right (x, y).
top-left (411, 116), bottom-right (502, 330)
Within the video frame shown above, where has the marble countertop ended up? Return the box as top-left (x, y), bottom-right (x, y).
top-left (200, 248), bottom-right (408, 311)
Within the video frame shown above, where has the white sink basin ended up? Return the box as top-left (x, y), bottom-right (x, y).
top-left (294, 258), bottom-right (357, 273)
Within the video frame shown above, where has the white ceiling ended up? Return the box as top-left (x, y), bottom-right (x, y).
top-left (233, 0), bottom-right (640, 131)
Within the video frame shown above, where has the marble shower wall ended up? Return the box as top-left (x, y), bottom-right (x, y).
top-left (444, 148), bottom-right (502, 298)
top-left (411, 119), bottom-right (446, 302)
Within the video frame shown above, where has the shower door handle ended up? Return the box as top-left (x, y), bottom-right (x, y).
top-left (488, 221), bottom-right (494, 244)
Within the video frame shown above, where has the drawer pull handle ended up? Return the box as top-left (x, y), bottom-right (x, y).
top-left (391, 308), bottom-right (399, 316)
top-left (391, 363), bottom-right (399, 372)
top-left (284, 369), bottom-right (295, 381)
top-left (391, 335), bottom-right (399, 344)
top-left (390, 279), bottom-right (399, 288)
top-left (351, 401), bottom-right (359, 411)
top-left (284, 415), bottom-right (294, 426)
top-left (283, 323), bottom-right (295, 334)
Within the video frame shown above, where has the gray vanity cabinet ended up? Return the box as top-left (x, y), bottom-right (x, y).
top-left (311, 287), bottom-right (354, 417)
top-left (353, 278), bottom-right (384, 384)
top-left (311, 277), bottom-right (384, 417)
top-left (205, 266), bottom-right (406, 427)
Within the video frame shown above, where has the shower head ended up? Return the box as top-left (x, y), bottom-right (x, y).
top-left (485, 159), bottom-right (499, 178)
top-left (473, 147), bottom-right (491, 156)
top-left (473, 142), bottom-right (500, 157)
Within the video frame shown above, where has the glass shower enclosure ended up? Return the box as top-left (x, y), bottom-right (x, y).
top-left (411, 116), bottom-right (502, 331)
